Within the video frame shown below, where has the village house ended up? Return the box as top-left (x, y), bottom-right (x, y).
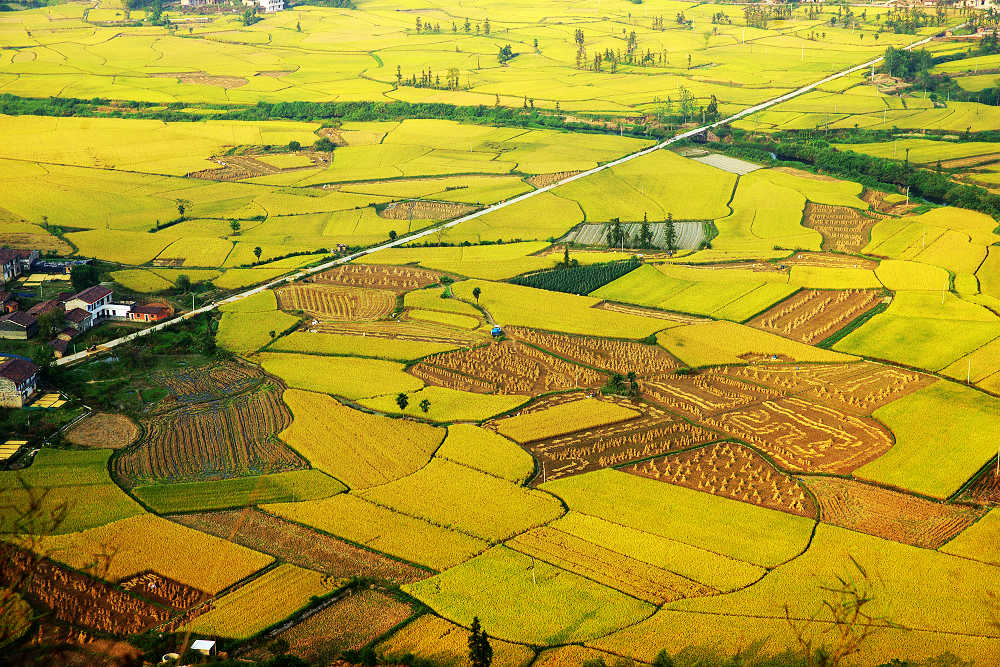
top-left (0, 357), bottom-right (40, 408)
top-left (63, 307), bottom-right (94, 332)
top-left (0, 248), bottom-right (39, 285)
top-left (0, 291), bottom-right (16, 314)
top-left (0, 312), bottom-right (38, 340)
top-left (127, 303), bottom-right (172, 323)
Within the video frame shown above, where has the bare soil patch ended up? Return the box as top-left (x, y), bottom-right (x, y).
top-left (627, 441), bottom-right (816, 517)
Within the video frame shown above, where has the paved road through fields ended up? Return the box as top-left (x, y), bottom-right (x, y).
top-left (54, 31), bottom-right (941, 366)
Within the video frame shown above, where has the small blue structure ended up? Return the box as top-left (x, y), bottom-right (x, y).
top-left (491, 325), bottom-right (503, 337)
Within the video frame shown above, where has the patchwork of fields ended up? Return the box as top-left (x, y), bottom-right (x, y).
top-left (4, 0), bottom-right (1000, 664)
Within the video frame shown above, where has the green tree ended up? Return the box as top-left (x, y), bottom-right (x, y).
top-left (296, 20), bottom-right (301, 32)
top-left (388, 230), bottom-right (398, 241)
top-left (652, 650), bottom-right (674, 667)
top-left (70, 264), bottom-right (100, 292)
top-left (472, 286), bottom-right (481, 303)
top-left (174, 274), bottom-right (191, 292)
top-left (230, 220), bottom-right (241, 235)
top-left (314, 137), bottom-right (336, 152)
top-left (639, 212), bottom-right (652, 248)
top-left (241, 6), bottom-right (257, 26)
top-left (396, 393), bottom-right (409, 411)
top-left (665, 212), bottom-right (677, 253)
top-left (497, 44), bottom-right (514, 64)
top-left (288, 140), bottom-right (301, 151)
top-left (37, 309), bottom-right (65, 339)
top-left (563, 244), bottom-right (570, 266)
top-left (419, 398), bottom-right (431, 413)
top-left (176, 200), bottom-right (186, 217)
top-left (253, 246), bottom-right (263, 262)
top-left (468, 616), bottom-right (493, 667)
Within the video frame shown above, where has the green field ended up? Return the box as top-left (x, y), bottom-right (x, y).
top-left (133, 470), bottom-right (346, 513)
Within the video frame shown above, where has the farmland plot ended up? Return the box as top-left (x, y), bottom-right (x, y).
top-left (507, 527), bottom-right (715, 604)
top-left (313, 263), bottom-right (442, 293)
top-left (64, 413), bottom-right (139, 449)
top-left (704, 397), bottom-right (893, 474)
top-left (506, 326), bottom-right (681, 376)
top-left (379, 614), bottom-right (534, 667)
top-left (116, 383), bottom-right (300, 485)
top-left (560, 221), bottom-right (705, 250)
top-left (747, 289), bottom-right (885, 345)
top-left (411, 340), bottom-right (604, 395)
top-left (627, 442), bottom-right (816, 517)
top-left (172, 509), bottom-right (426, 584)
top-left (276, 284), bottom-right (396, 321)
top-left (493, 397), bottom-right (641, 444)
top-left (641, 373), bottom-right (782, 421)
top-left (805, 477), bottom-right (982, 548)
top-left (802, 202), bottom-right (886, 253)
top-left (516, 399), bottom-right (717, 483)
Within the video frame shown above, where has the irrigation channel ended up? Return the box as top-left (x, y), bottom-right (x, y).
top-left (55, 31), bottom-right (943, 367)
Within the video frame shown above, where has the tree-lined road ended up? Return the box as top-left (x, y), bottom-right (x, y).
top-left (54, 31), bottom-right (941, 367)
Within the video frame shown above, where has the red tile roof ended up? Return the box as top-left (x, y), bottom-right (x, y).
top-left (70, 285), bottom-right (112, 305)
top-left (0, 358), bottom-right (39, 384)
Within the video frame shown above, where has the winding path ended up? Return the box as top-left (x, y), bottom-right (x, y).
top-left (55, 31), bottom-right (941, 367)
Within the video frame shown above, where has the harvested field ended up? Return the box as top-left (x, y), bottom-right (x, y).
top-left (747, 289), bottom-right (884, 345)
top-left (492, 397), bottom-right (640, 444)
top-left (0, 543), bottom-right (168, 635)
top-left (310, 320), bottom-right (483, 346)
top-left (507, 327), bottom-right (680, 376)
top-left (315, 263), bottom-right (442, 293)
top-left (378, 200), bottom-right (474, 220)
top-left (772, 166), bottom-right (837, 182)
top-left (803, 202), bottom-right (885, 253)
top-left (782, 252), bottom-right (879, 270)
top-left (507, 527), bottom-right (715, 604)
top-left (561, 221), bottom-right (705, 250)
top-left (958, 465), bottom-right (1000, 505)
top-left (149, 71), bottom-right (247, 87)
top-left (520, 400), bottom-right (717, 482)
top-left (939, 153), bottom-right (1000, 169)
top-left (526, 171), bottom-right (583, 188)
top-left (594, 300), bottom-right (707, 324)
top-left (119, 572), bottom-right (204, 610)
top-left (641, 374), bottom-right (781, 421)
top-left (805, 477), bottom-right (983, 548)
top-left (250, 589), bottom-right (415, 664)
top-left (0, 231), bottom-right (70, 253)
top-left (863, 189), bottom-right (918, 216)
top-left (276, 284), bottom-right (395, 321)
top-left (706, 397), bottom-right (893, 473)
top-left (115, 383), bottom-right (302, 485)
top-left (64, 413), bottom-right (139, 449)
top-left (171, 509), bottom-right (426, 584)
top-left (155, 361), bottom-right (264, 407)
top-left (689, 153), bottom-right (762, 175)
top-left (712, 362), bottom-right (935, 414)
top-left (626, 442), bottom-right (816, 517)
top-left (411, 340), bottom-right (604, 395)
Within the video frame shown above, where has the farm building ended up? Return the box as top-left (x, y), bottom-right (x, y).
top-left (63, 308), bottom-right (93, 332)
top-left (0, 291), bottom-right (17, 313)
top-left (0, 357), bottom-right (39, 408)
top-left (63, 285), bottom-right (114, 319)
top-left (128, 304), bottom-right (172, 323)
top-left (0, 311), bottom-right (38, 340)
top-left (0, 248), bottom-right (38, 285)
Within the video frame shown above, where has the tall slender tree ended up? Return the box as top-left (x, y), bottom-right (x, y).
top-left (468, 617), bottom-right (493, 667)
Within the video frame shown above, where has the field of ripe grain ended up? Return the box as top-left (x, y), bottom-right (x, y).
top-left (506, 326), bottom-right (680, 376)
top-left (277, 284), bottom-right (396, 321)
top-left (493, 398), bottom-right (640, 443)
top-left (855, 380), bottom-right (1000, 499)
top-left (434, 424), bottom-right (535, 484)
top-left (359, 459), bottom-right (563, 542)
top-left (279, 389), bottom-right (443, 489)
top-left (359, 385), bottom-right (530, 422)
top-left (182, 564), bottom-right (338, 639)
top-left (404, 546), bottom-right (655, 645)
top-left (379, 614), bottom-right (535, 667)
top-left (260, 352), bottom-right (424, 399)
top-left (262, 494), bottom-right (487, 571)
top-left (543, 469), bottom-right (814, 568)
top-left (171, 509), bottom-right (426, 584)
top-left (34, 513), bottom-right (273, 594)
top-left (217, 290), bottom-right (301, 354)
